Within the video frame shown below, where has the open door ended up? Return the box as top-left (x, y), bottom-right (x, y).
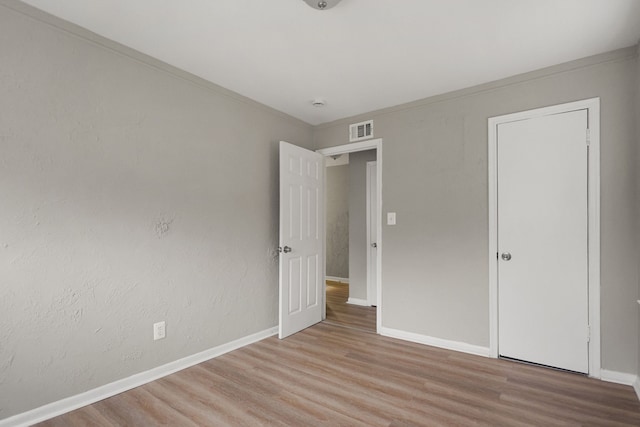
top-left (279, 141), bottom-right (324, 339)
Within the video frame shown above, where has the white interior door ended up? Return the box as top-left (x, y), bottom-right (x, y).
top-left (497, 109), bottom-right (589, 373)
top-left (279, 141), bottom-right (324, 339)
top-left (366, 161), bottom-right (378, 306)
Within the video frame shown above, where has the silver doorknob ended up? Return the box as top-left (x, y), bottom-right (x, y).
top-left (371, 242), bottom-right (377, 248)
top-left (501, 252), bottom-right (512, 261)
top-left (282, 246), bottom-right (292, 253)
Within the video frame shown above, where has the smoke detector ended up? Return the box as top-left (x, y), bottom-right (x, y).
top-left (303, 0), bottom-right (342, 10)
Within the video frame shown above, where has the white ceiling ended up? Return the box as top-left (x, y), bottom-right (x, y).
top-left (18, 0), bottom-right (640, 125)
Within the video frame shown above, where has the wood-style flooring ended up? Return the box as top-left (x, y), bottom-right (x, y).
top-left (324, 280), bottom-right (376, 333)
top-left (38, 322), bottom-right (640, 426)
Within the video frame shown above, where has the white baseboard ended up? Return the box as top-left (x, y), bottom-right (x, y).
top-left (326, 276), bottom-right (349, 283)
top-left (600, 369), bottom-right (640, 402)
top-left (600, 369), bottom-right (639, 386)
top-left (380, 327), bottom-right (491, 358)
top-left (0, 327), bottom-right (278, 427)
top-left (347, 297), bottom-right (370, 307)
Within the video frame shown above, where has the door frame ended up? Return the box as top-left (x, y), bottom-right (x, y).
top-left (317, 139), bottom-right (383, 333)
top-left (488, 98), bottom-right (600, 377)
top-left (366, 160), bottom-right (378, 307)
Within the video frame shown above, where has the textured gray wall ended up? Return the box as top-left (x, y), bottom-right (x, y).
top-left (314, 47), bottom-right (640, 374)
top-left (348, 150), bottom-right (377, 301)
top-left (0, 3), bottom-right (312, 419)
top-left (1, 0), bottom-right (639, 421)
top-left (325, 165), bottom-right (349, 278)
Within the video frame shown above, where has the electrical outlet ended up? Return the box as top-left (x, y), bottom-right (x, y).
top-left (153, 321), bottom-right (166, 340)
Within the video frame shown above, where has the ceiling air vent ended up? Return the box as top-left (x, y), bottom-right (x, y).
top-left (349, 120), bottom-right (373, 142)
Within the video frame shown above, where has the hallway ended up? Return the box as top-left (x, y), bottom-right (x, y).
top-left (324, 280), bottom-right (376, 333)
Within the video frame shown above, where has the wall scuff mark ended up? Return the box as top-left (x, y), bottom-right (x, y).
top-left (154, 216), bottom-right (174, 238)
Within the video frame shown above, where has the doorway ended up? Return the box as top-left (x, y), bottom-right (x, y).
top-left (318, 139), bottom-right (383, 333)
top-left (324, 279), bottom-right (376, 332)
top-left (488, 99), bottom-right (600, 376)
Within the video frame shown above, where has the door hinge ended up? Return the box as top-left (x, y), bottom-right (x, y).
top-left (587, 325), bottom-right (591, 343)
top-left (586, 129), bottom-right (590, 146)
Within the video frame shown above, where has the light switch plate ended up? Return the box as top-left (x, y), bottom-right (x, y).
top-left (387, 212), bottom-right (396, 225)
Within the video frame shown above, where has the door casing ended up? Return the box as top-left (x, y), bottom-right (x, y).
top-left (488, 98), bottom-right (600, 377)
top-left (366, 161), bottom-right (378, 307)
top-left (317, 139), bottom-right (383, 333)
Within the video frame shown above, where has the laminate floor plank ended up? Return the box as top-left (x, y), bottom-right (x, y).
top-left (324, 280), bottom-right (376, 332)
top-left (190, 364), bottom-right (315, 426)
top-left (36, 322), bottom-right (640, 426)
top-left (39, 405), bottom-right (112, 427)
top-left (157, 375), bottom-right (254, 426)
top-left (143, 379), bottom-right (234, 426)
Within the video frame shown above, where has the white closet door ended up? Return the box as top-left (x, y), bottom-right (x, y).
top-left (497, 109), bottom-right (589, 373)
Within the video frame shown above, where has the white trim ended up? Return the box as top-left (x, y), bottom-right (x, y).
top-left (317, 139), bottom-right (380, 156)
top-left (347, 297), bottom-right (370, 307)
top-left (488, 113), bottom-right (499, 359)
top-left (325, 276), bottom-right (349, 284)
top-left (380, 327), bottom-right (491, 358)
top-left (575, 370), bottom-right (640, 402)
top-left (324, 153), bottom-right (349, 167)
top-left (321, 153), bottom-right (327, 321)
top-left (600, 370), bottom-right (638, 386)
top-left (318, 138), bottom-right (383, 334)
top-left (0, 327), bottom-right (278, 427)
top-left (365, 161), bottom-right (378, 306)
top-left (488, 98), bottom-right (601, 377)
top-left (587, 99), bottom-right (601, 378)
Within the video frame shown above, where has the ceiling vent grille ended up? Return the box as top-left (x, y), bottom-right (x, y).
top-left (349, 120), bottom-right (373, 142)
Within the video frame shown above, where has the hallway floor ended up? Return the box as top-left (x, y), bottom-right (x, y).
top-left (324, 280), bottom-right (376, 333)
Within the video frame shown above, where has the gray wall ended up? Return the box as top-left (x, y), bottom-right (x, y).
top-left (2, 1), bottom-right (639, 421)
top-left (0, 3), bottom-right (312, 419)
top-left (326, 165), bottom-right (349, 278)
top-left (314, 47), bottom-right (640, 374)
top-left (348, 150), bottom-right (377, 301)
